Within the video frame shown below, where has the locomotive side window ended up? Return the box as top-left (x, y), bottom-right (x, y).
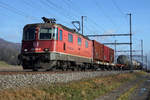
top-left (56, 28), bottom-right (58, 40)
top-left (39, 28), bottom-right (52, 39)
top-left (23, 28), bottom-right (35, 40)
top-left (68, 33), bottom-right (73, 42)
top-left (85, 40), bottom-right (88, 48)
top-left (78, 37), bottom-right (81, 45)
top-left (60, 30), bottom-right (63, 41)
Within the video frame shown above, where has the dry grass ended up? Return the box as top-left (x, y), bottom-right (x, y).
top-left (0, 88), bottom-right (64, 100)
top-left (117, 84), bottom-right (138, 100)
top-left (137, 71), bottom-right (149, 76)
top-left (0, 72), bottom-right (140, 100)
top-left (0, 61), bottom-right (22, 71)
top-left (117, 73), bottom-right (147, 100)
top-left (0, 61), bottom-right (11, 67)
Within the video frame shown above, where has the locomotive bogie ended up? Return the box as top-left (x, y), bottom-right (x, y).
top-left (20, 51), bottom-right (93, 70)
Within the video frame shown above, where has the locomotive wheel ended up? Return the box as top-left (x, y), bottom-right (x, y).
top-left (52, 67), bottom-right (57, 71)
top-left (32, 68), bottom-right (38, 71)
top-left (46, 66), bottom-right (57, 71)
top-left (71, 67), bottom-right (77, 71)
top-left (62, 67), bottom-right (67, 71)
top-left (60, 61), bottom-right (67, 71)
top-left (111, 67), bottom-right (115, 70)
top-left (71, 68), bottom-right (74, 71)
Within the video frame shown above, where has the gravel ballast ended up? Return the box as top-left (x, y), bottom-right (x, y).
top-left (0, 71), bottom-right (132, 90)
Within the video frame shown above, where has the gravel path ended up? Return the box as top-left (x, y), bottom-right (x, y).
top-left (95, 73), bottom-right (150, 100)
top-left (95, 77), bottom-right (141, 100)
top-left (0, 71), bottom-right (131, 90)
top-left (128, 75), bottom-right (150, 100)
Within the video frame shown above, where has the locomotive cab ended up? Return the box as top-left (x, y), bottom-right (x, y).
top-left (20, 23), bottom-right (59, 70)
top-left (22, 25), bottom-right (57, 53)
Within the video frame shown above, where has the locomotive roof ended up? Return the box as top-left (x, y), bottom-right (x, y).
top-left (24, 23), bottom-right (90, 40)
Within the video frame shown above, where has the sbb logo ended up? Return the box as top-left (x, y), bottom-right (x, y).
top-left (33, 41), bottom-right (39, 47)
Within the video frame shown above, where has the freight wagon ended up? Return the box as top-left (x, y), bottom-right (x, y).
top-left (92, 40), bottom-right (115, 70)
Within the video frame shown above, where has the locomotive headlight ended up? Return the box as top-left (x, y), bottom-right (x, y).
top-left (44, 48), bottom-right (49, 52)
top-left (24, 49), bottom-right (28, 52)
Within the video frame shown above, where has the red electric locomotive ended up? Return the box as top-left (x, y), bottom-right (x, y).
top-left (18, 17), bottom-right (115, 71)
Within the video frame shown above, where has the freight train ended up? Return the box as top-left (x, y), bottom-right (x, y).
top-left (18, 17), bottom-right (141, 71)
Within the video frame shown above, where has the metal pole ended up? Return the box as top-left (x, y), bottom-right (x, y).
top-left (81, 16), bottom-right (83, 35)
top-left (81, 16), bottom-right (86, 35)
top-left (147, 56), bottom-right (148, 70)
top-left (115, 40), bottom-right (117, 63)
top-left (141, 40), bottom-right (144, 66)
top-left (86, 34), bottom-right (130, 37)
top-left (103, 43), bottom-right (131, 45)
top-left (128, 13), bottom-right (132, 70)
top-left (146, 55), bottom-right (148, 71)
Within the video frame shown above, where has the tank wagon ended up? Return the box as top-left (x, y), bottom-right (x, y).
top-left (117, 55), bottom-right (143, 70)
top-left (18, 17), bottom-right (116, 71)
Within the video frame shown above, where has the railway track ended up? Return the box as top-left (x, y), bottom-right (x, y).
top-left (0, 65), bottom-right (139, 75)
top-left (0, 69), bottom-right (138, 75)
top-left (0, 70), bottom-right (93, 75)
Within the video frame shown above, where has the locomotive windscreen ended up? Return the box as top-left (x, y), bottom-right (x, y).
top-left (23, 27), bottom-right (35, 40)
top-left (39, 28), bottom-right (52, 39)
top-left (39, 28), bottom-right (56, 40)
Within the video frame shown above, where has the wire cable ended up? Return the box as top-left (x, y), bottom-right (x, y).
top-left (0, 1), bottom-right (39, 20)
top-left (111, 0), bottom-right (125, 15)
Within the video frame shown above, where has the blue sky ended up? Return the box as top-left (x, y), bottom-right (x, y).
top-left (0, 0), bottom-right (149, 63)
